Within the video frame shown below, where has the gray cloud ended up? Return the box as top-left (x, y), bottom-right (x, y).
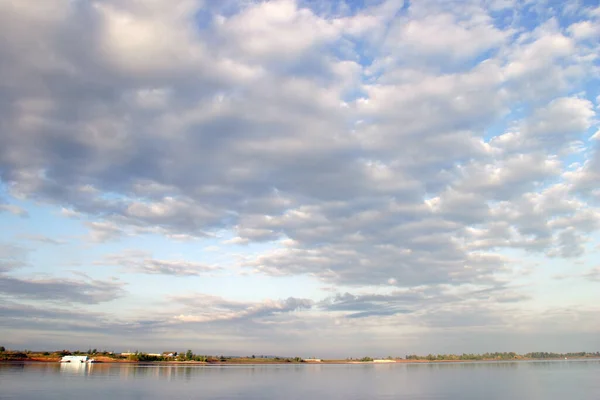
top-left (85, 221), bottom-right (125, 243)
top-left (0, 274), bottom-right (125, 304)
top-left (0, 295), bottom-right (317, 353)
top-left (0, 261), bottom-right (24, 273)
top-left (319, 291), bottom-right (418, 318)
top-left (0, 1), bottom-right (596, 289)
top-left (318, 284), bottom-right (531, 320)
top-left (0, 289), bottom-right (594, 357)
top-left (0, 0), bottom-right (599, 354)
top-left (0, 300), bottom-right (104, 321)
top-left (242, 226), bottom-right (509, 287)
top-left (0, 243), bottom-right (28, 272)
top-left (0, 299), bottom-right (179, 343)
top-left (169, 293), bottom-right (313, 323)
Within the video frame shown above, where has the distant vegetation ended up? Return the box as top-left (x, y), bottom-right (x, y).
top-left (122, 351), bottom-right (307, 363)
top-left (123, 350), bottom-right (207, 362)
top-left (524, 352), bottom-right (600, 359)
top-left (1, 346), bottom-right (599, 363)
top-left (274, 357), bottom-right (305, 363)
top-left (404, 352), bottom-right (600, 361)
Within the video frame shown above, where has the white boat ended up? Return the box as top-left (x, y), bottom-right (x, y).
top-left (60, 356), bottom-right (88, 363)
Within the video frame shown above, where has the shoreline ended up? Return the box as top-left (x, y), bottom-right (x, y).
top-left (4, 357), bottom-right (600, 365)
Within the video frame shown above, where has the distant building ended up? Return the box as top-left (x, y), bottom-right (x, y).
top-left (373, 359), bottom-right (395, 363)
top-left (303, 358), bottom-right (322, 362)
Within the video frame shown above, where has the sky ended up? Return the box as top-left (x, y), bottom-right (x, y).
top-left (0, 0), bottom-right (599, 358)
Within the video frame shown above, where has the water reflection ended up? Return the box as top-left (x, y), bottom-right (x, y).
top-left (4, 359), bottom-right (599, 379)
top-left (60, 362), bottom-right (92, 376)
top-left (4, 359), bottom-right (600, 382)
top-left (406, 361), bottom-right (521, 371)
top-left (0, 362), bottom-right (60, 374)
top-left (2, 360), bottom-right (600, 400)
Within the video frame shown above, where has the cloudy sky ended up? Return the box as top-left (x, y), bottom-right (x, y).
top-left (0, 0), bottom-right (599, 357)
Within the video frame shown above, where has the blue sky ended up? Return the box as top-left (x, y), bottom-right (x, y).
top-left (0, 0), bottom-right (599, 357)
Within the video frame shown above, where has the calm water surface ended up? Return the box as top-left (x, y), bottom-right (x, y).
top-left (1, 360), bottom-right (599, 399)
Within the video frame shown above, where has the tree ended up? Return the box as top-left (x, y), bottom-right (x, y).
top-left (186, 350), bottom-right (193, 360)
top-left (0, 346), bottom-right (5, 352)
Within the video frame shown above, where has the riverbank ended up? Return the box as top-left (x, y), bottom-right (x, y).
top-left (3, 349), bottom-right (599, 365)
top-left (3, 356), bottom-right (600, 365)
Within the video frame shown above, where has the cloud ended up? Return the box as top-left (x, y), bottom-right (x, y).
top-left (0, 0), bottom-right (599, 353)
top-left (60, 208), bottom-right (82, 218)
top-left (216, 0), bottom-right (342, 61)
top-left (568, 20), bottom-right (600, 40)
top-left (0, 274), bottom-right (125, 304)
top-left (99, 250), bottom-right (221, 276)
top-left (319, 291), bottom-right (419, 318)
top-left (521, 97), bottom-right (595, 151)
top-left (86, 221), bottom-right (125, 243)
top-left (565, 148), bottom-right (600, 201)
top-left (0, 299), bottom-right (178, 342)
top-left (0, 294), bottom-right (319, 353)
top-left (0, 243), bottom-right (29, 272)
top-left (583, 267), bottom-right (600, 281)
top-left (0, 1), bottom-right (596, 279)
top-left (170, 293), bottom-right (313, 323)
top-left (383, 6), bottom-right (509, 65)
top-left (0, 300), bottom-right (104, 321)
top-left (418, 304), bottom-right (509, 329)
top-left (0, 204), bottom-right (28, 217)
top-left (318, 284), bottom-right (530, 320)
top-left (19, 234), bottom-right (67, 245)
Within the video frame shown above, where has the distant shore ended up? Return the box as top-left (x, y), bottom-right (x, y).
top-left (2, 349), bottom-right (599, 365)
top-left (3, 356), bottom-right (600, 365)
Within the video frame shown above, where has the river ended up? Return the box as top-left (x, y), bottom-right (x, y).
top-left (1, 360), bottom-right (599, 399)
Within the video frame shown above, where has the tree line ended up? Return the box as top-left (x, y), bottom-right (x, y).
top-left (404, 351), bottom-right (600, 361)
top-left (2, 346), bottom-right (599, 362)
